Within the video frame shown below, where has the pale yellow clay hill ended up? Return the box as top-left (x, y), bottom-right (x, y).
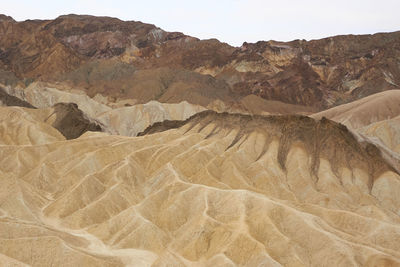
top-left (311, 90), bottom-right (400, 129)
top-left (0, 106), bottom-right (399, 266)
top-left (2, 83), bottom-right (206, 137)
top-left (361, 115), bottom-right (400, 155)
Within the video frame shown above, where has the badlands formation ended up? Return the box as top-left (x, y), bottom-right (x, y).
top-left (0, 14), bottom-right (400, 267)
top-left (1, 104), bottom-right (400, 266)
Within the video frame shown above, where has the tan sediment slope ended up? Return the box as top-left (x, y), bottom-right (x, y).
top-left (1, 108), bottom-right (400, 266)
top-left (97, 100), bottom-right (206, 136)
top-left (311, 90), bottom-right (400, 129)
top-left (236, 94), bottom-right (316, 115)
top-left (0, 106), bottom-right (65, 145)
top-left (0, 103), bottom-right (102, 144)
top-left (3, 82), bottom-right (112, 118)
top-left (311, 90), bottom-right (400, 164)
top-left (361, 115), bottom-right (400, 154)
top-left (3, 83), bottom-right (206, 137)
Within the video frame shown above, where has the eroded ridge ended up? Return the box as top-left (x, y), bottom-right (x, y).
top-left (140, 111), bottom-right (395, 180)
top-left (0, 107), bottom-right (400, 266)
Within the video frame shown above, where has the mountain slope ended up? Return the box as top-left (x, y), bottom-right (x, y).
top-left (1, 14), bottom-right (400, 111)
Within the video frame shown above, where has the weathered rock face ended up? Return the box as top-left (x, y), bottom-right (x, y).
top-left (50, 102), bottom-right (103, 139)
top-left (0, 85), bottom-right (35, 108)
top-left (42, 14), bottom-right (184, 58)
top-left (1, 14), bottom-right (399, 111)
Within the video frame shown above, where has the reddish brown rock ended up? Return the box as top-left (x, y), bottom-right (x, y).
top-left (1, 14), bottom-right (399, 112)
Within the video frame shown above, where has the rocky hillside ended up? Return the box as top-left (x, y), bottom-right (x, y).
top-left (1, 14), bottom-right (399, 111)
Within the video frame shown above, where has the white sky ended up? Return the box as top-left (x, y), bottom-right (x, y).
top-left (2, 0), bottom-right (400, 46)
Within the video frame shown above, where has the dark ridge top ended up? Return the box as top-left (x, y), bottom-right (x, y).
top-left (0, 87), bottom-right (36, 108)
top-left (50, 102), bottom-right (103, 139)
top-left (0, 14), bottom-right (15, 22)
top-left (139, 110), bottom-right (397, 183)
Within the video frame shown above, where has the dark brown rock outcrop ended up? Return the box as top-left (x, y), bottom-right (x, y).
top-left (50, 102), bottom-right (103, 139)
top-left (0, 14), bottom-right (399, 111)
top-left (0, 86), bottom-right (35, 108)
